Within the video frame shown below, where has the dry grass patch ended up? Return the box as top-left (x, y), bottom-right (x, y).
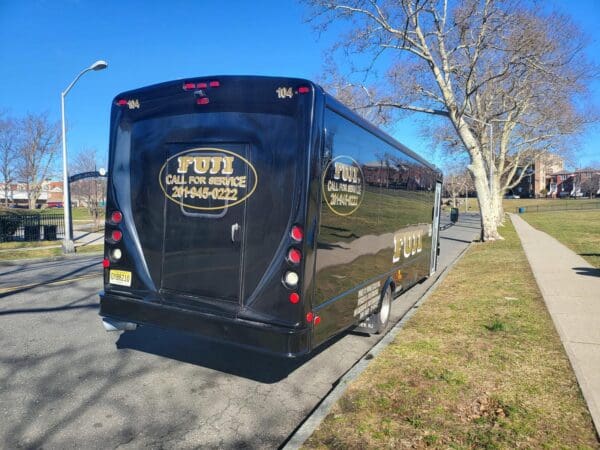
top-left (0, 244), bottom-right (103, 261)
top-left (304, 221), bottom-right (598, 449)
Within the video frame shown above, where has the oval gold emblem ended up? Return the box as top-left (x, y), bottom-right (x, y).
top-left (322, 155), bottom-right (365, 216)
top-left (159, 147), bottom-right (258, 211)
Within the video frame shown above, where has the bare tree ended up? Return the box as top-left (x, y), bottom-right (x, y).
top-left (0, 113), bottom-right (19, 207)
top-left (579, 170), bottom-right (600, 199)
top-left (305, 0), bottom-right (596, 240)
top-left (16, 113), bottom-right (60, 209)
top-left (70, 148), bottom-right (106, 227)
top-left (444, 166), bottom-right (471, 208)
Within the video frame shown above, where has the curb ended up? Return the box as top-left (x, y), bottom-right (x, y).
top-left (282, 242), bottom-right (473, 450)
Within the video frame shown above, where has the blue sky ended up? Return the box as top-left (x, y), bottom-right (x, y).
top-left (0, 0), bottom-right (598, 172)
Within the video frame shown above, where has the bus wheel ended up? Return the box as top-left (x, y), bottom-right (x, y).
top-left (373, 287), bottom-right (392, 334)
top-left (354, 286), bottom-right (392, 335)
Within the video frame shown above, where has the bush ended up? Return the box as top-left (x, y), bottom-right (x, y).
top-left (0, 214), bottom-right (22, 241)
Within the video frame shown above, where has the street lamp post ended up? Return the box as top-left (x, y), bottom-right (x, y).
top-left (61, 60), bottom-right (108, 253)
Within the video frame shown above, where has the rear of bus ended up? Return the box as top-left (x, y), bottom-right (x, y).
top-left (99, 76), bottom-right (316, 357)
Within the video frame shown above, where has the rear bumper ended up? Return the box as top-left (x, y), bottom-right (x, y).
top-left (99, 292), bottom-right (310, 358)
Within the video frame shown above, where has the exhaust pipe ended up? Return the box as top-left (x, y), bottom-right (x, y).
top-left (102, 318), bottom-right (138, 332)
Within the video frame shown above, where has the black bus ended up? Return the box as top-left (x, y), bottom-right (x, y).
top-left (99, 76), bottom-right (442, 357)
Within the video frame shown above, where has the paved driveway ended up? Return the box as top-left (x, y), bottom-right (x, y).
top-left (0, 214), bottom-right (480, 448)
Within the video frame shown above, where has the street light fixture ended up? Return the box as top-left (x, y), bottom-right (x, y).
top-left (60, 60), bottom-right (108, 253)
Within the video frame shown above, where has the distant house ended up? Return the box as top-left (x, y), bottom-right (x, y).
top-left (0, 181), bottom-right (63, 208)
top-left (547, 168), bottom-right (600, 198)
top-left (509, 154), bottom-right (564, 198)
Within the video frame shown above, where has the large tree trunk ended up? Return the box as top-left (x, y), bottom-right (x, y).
top-left (493, 188), bottom-right (505, 226)
top-left (469, 158), bottom-right (502, 241)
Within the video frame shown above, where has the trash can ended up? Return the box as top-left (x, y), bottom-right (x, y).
top-left (44, 225), bottom-right (57, 241)
top-left (518, 207), bottom-right (526, 214)
top-left (450, 207), bottom-right (459, 223)
top-left (24, 225), bottom-right (41, 241)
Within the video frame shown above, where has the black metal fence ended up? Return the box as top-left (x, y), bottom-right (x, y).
top-left (516, 201), bottom-right (600, 214)
top-left (0, 212), bottom-right (64, 243)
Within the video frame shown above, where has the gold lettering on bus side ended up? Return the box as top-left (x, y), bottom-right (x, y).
top-left (221, 156), bottom-right (234, 175)
top-left (165, 174), bottom-right (185, 185)
top-left (177, 156), bottom-right (195, 174)
top-left (208, 157), bottom-right (221, 174)
top-left (333, 162), bottom-right (360, 184)
top-left (403, 235), bottom-right (413, 258)
top-left (393, 229), bottom-right (424, 263)
top-left (159, 147), bottom-right (258, 211)
top-left (393, 234), bottom-right (402, 263)
top-left (195, 157), bottom-right (211, 174)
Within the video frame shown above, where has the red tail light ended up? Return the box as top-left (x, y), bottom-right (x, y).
top-left (291, 225), bottom-right (303, 242)
top-left (197, 97), bottom-right (210, 105)
top-left (116, 99), bottom-right (128, 106)
top-left (289, 292), bottom-right (300, 304)
top-left (111, 211), bottom-right (123, 224)
top-left (183, 82), bottom-right (196, 90)
top-left (102, 258), bottom-right (110, 268)
top-left (298, 86), bottom-right (310, 94)
top-left (209, 80), bottom-right (220, 87)
top-left (111, 230), bottom-right (122, 242)
top-left (287, 248), bottom-right (301, 264)
top-left (197, 82), bottom-right (208, 89)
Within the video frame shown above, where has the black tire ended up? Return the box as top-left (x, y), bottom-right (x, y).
top-left (373, 287), bottom-right (392, 334)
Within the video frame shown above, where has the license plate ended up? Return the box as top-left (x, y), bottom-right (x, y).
top-left (109, 269), bottom-right (132, 287)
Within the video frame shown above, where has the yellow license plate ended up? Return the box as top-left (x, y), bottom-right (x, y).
top-left (109, 269), bottom-right (132, 287)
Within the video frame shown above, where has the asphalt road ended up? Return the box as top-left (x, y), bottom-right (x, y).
top-left (0, 213), bottom-right (480, 449)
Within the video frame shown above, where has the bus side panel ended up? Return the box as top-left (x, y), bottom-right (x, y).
top-left (302, 89), bottom-right (326, 353)
top-left (312, 106), bottom-right (437, 348)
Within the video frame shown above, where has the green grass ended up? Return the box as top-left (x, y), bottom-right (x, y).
top-left (508, 199), bottom-right (600, 214)
top-left (0, 243), bottom-right (103, 261)
top-left (521, 210), bottom-right (600, 268)
top-left (53, 207), bottom-right (105, 221)
top-left (304, 221), bottom-right (598, 449)
top-left (444, 197), bottom-right (600, 214)
top-left (74, 244), bottom-right (104, 254)
top-left (0, 207), bottom-right (105, 221)
top-left (0, 241), bottom-right (59, 250)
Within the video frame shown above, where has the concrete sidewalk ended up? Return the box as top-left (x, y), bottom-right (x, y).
top-left (511, 214), bottom-right (600, 436)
